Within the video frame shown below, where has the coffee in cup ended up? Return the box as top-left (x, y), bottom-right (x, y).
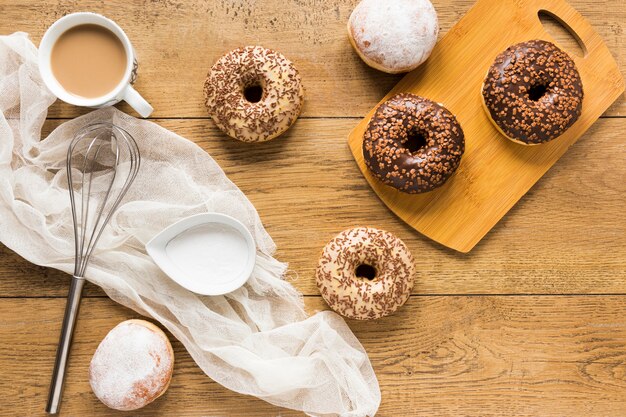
top-left (39, 13), bottom-right (153, 118)
top-left (51, 24), bottom-right (127, 99)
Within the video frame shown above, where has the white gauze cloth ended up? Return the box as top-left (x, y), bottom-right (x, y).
top-left (0, 33), bottom-right (380, 417)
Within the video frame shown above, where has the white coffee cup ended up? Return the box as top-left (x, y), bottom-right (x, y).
top-left (39, 12), bottom-right (153, 118)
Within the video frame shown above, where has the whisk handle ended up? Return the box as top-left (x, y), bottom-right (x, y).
top-left (46, 276), bottom-right (86, 414)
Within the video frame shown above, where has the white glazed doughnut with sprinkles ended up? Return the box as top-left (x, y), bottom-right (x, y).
top-left (316, 227), bottom-right (415, 320)
top-left (204, 46), bottom-right (304, 142)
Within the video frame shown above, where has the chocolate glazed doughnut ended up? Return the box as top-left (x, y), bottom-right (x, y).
top-left (363, 93), bottom-right (465, 194)
top-left (482, 40), bottom-right (584, 145)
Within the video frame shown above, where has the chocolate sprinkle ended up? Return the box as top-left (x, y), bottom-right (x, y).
top-left (315, 227), bottom-right (415, 321)
top-left (363, 93), bottom-right (465, 194)
top-left (482, 40), bottom-right (584, 145)
top-left (203, 46), bottom-right (304, 143)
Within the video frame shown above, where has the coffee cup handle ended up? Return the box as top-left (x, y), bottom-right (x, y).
top-left (123, 85), bottom-right (153, 118)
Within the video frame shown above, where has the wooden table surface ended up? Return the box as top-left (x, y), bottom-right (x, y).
top-left (1, 0), bottom-right (625, 416)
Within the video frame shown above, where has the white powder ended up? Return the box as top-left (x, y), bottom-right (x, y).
top-left (164, 223), bottom-right (250, 288)
top-left (89, 321), bottom-right (172, 411)
top-left (350, 0), bottom-right (439, 71)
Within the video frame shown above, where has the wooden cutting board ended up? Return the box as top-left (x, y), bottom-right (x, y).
top-left (347, 0), bottom-right (623, 253)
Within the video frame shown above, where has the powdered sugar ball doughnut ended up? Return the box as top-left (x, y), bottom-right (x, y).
top-left (89, 320), bottom-right (174, 411)
top-left (348, 0), bottom-right (439, 74)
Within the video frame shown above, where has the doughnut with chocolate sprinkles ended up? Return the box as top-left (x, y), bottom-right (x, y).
top-left (316, 227), bottom-right (415, 320)
top-left (482, 40), bottom-right (584, 145)
top-left (204, 46), bottom-right (304, 142)
top-left (363, 93), bottom-right (465, 194)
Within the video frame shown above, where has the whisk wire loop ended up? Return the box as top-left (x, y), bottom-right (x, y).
top-left (66, 123), bottom-right (140, 278)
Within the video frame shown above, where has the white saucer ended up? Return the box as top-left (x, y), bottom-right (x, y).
top-left (146, 213), bottom-right (256, 296)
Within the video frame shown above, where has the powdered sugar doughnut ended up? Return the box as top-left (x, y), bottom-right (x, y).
top-left (316, 227), bottom-right (415, 320)
top-left (89, 319), bottom-right (174, 411)
top-left (348, 0), bottom-right (439, 74)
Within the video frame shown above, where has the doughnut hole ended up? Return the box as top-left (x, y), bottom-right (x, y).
top-left (355, 264), bottom-right (377, 281)
top-left (243, 84), bottom-right (264, 103)
top-left (404, 130), bottom-right (428, 155)
top-left (528, 83), bottom-right (549, 101)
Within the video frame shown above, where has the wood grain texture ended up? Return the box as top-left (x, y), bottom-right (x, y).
top-left (0, 0), bottom-right (623, 118)
top-left (1, 118), bottom-right (624, 297)
top-left (348, 0), bottom-right (623, 252)
top-left (2, 297), bottom-right (626, 416)
top-left (0, 0), bottom-right (624, 416)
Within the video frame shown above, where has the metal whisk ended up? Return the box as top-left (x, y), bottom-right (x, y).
top-left (46, 123), bottom-right (140, 414)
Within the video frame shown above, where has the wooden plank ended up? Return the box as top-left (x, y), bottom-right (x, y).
top-left (1, 296), bottom-right (626, 416)
top-left (0, 0), bottom-right (623, 118)
top-left (0, 117), bottom-right (624, 297)
top-left (0, 2), bottom-right (623, 417)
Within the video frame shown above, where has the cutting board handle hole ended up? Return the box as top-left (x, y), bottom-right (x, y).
top-left (538, 10), bottom-right (587, 57)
